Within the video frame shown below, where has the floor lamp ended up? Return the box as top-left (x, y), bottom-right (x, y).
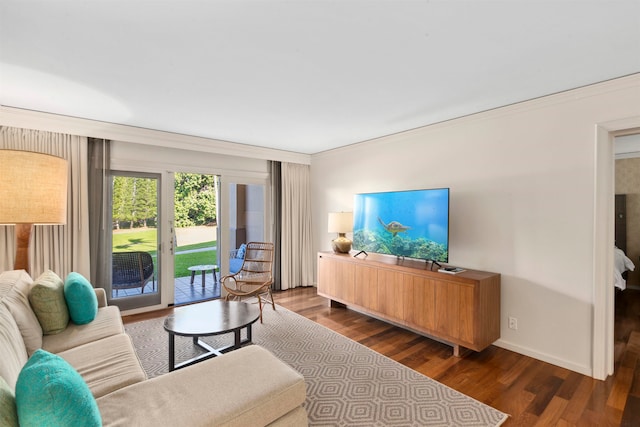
top-left (0, 150), bottom-right (68, 274)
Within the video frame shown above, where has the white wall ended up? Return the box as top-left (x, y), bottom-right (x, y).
top-left (310, 75), bottom-right (640, 376)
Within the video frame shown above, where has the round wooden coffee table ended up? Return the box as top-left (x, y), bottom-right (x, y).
top-left (163, 300), bottom-right (260, 371)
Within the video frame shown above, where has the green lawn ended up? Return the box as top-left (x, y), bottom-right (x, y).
top-left (174, 249), bottom-right (217, 278)
top-left (113, 229), bottom-right (157, 253)
top-left (113, 229), bottom-right (217, 278)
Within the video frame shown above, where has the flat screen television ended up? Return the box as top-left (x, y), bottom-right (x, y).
top-left (352, 188), bottom-right (449, 263)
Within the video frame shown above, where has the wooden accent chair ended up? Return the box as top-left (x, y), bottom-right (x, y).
top-left (221, 242), bottom-right (275, 322)
top-left (112, 251), bottom-right (155, 296)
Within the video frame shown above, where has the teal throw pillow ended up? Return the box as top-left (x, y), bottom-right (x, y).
top-left (15, 349), bottom-right (101, 427)
top-left (64, 272), bottom-right (98, 325)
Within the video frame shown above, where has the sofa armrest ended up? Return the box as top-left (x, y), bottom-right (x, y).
top-left (97, 346), bottom-right (307, 427)
top-left (94, 288), bottom-right (107, 307)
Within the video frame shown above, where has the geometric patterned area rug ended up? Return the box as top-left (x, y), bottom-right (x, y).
top-left (125, 303), bottom-right (508, 426)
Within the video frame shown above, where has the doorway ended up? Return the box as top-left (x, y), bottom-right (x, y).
top-left (612, 133), bottom-right (640, 378)
top-left (593, 121), bottom-right (640, 380)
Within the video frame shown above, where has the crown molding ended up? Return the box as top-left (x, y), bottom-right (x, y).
top-left (0, 106), bottom-right (311, 165)
top-left (314, 73), bottom-right (640, 159)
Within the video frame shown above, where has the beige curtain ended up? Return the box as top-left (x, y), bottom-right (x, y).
top-left (280, 162), bottom-right (314, 289)
top-left (0, 127), bottom-right (90, 278)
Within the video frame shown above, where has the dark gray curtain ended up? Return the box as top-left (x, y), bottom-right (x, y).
top-left (269, 161), bottom-right (282, 290)
top-left (88, 138), bottom-right (110, 287)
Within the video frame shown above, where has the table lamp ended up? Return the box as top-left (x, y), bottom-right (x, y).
top-left (0, 150), bottom-right (68, 273)
top-left (328, 212), bottom-right (353, 254)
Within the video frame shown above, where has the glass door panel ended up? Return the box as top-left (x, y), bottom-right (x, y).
top-left (173, 173), bottom-right (221, 305)
top-left (227, 182), bottom-right (265, 275)
top-left (109, 173), bottom-right (161, 310)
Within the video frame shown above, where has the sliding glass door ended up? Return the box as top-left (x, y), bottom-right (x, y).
top-left (226, 182), bottom-right (266, 275)
top-left (108, 172), bottom-right (162, 310)
top-left (105, 170), bottom-right (268, 309)
top-left (173, 173), bottom-right (221, 305)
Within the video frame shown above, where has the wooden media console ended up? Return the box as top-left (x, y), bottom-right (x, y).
top-left (317, 251), bottom-right (501, 356)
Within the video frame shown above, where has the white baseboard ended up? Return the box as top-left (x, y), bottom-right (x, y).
top-left (493, 339), bottom-right (593, 378)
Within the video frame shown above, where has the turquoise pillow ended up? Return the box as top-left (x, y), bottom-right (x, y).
top-left (64, 272), bottom-right (98, 325)
top-left (15, 349), bottom-right (101, 427)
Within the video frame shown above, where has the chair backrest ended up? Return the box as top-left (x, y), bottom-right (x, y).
top-left (112, 251), bottom-right (154, 287)
top-left (238, 242), bottom-right (274, 285)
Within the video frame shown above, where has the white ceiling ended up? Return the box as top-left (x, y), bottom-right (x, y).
top-left (1, 1), bottom-right (639, 155)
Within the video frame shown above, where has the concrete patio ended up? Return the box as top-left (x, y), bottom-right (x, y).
top-left (111, 274), bottom-right (221, 305)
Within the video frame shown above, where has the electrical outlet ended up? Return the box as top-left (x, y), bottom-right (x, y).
top-left (508, 316), bottom-right (518, 330)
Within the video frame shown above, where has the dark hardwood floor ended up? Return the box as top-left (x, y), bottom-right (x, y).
top-left (123, 287), bottom-right (640, 426)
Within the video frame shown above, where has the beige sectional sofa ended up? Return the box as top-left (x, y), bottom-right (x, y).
top-left (0, 269), bottom-right (307, 426)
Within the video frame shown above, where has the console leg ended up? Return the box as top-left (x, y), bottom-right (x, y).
top-left (328, 299), bottom-right (346, 308)
top-left (453, 344), bottom-right (460, 357)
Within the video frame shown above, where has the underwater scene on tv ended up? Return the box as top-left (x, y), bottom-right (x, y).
top-left (352, 188), bottom-right (449, 262)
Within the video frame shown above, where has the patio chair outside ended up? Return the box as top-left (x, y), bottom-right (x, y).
top-left (112, 251), bottom-right (155, 296)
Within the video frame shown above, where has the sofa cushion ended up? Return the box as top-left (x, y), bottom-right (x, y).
top-left (0, 376), bottom-right (18, 427)
top-left (97, 345), bottom-right (307, 427)
top-left (28, 270), bottom-right (69, 335)
top-left (0, 304), bottom-right (29, 390)
top-left (0, 270), bottom-right (42, 355)
top-left (15, 349), bottom-right (101, 427)
top-left (64, 272), bottom-right (98, 325)
top-left (268, 407), bottom-right (308, 426)
top-left (94, 287), bottom-right (108, 308)
top-left (42, 305), bottom-right (123, 354)
top-left (58, 334), bottom-right (147, 398)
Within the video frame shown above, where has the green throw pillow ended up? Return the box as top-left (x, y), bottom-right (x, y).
top-left (64, 272), bottom-right (98, 325)
top-left (28, 270), bottom-right (69, 334)
top-left (0, 376), bottom-right (18, 427)
top-left (15, 349), bottom-right (101, 427)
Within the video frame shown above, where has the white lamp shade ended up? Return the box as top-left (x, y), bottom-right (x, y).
top-left (328, 212), bottom-right (353, 233)
top-left (0, 150), bottom-right (68, 224)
